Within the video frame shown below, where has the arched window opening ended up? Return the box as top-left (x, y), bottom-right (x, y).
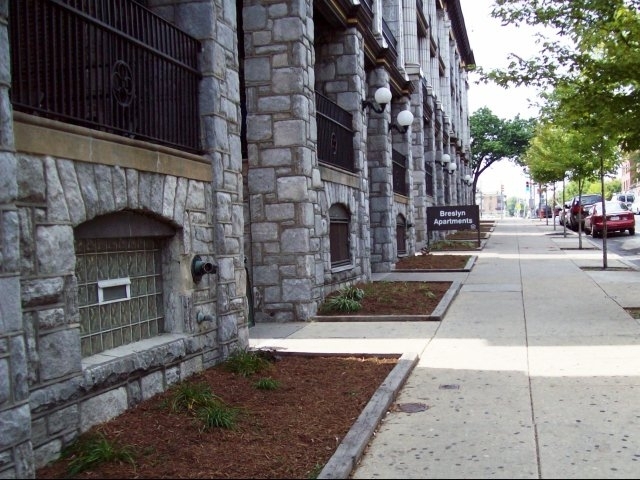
top-left (75, 211), bottom-right (176, 357)
top-left (396, 214), bottom-right (407, 256)
top-left (329, 204), bottom-right (351, 268)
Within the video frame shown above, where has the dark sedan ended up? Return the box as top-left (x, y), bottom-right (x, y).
top-left (568, 193), bottom-right (603, 231)
top-left (584, 201), bottom-right (635, 237)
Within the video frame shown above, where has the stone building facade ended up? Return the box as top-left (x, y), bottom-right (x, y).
top-left (0, 0), bottom-right (474, 476)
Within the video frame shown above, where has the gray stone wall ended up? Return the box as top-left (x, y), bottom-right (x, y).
top-left (2, 0), bottom-right (248, 474)
top-left (243, 0), bottom-right (325, 322)
top-left (16, 154), bottom-right (226, 468)
top-left (366, 68), bottom-right (396, 273)
top-left (0, 0), bottom-right (35, 477)
top-left (410, 77), bottom-right (427, 249)
top-left (315, 26), bottom-right (371, 287)
top-left (0, 0), bottom-right (476, 475)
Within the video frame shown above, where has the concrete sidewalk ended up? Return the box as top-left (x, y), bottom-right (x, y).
top-left (249, 218), bottom-right (640, 479)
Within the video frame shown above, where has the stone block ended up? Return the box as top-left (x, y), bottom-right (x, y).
top-left (80, 387), bottom-right (128, 432)
top-left (140, 371), bottom-right (165, 401)
top-left (0, 278), bottom-right (21, 330)
top-left (39, 330), bottom-right (81, 382)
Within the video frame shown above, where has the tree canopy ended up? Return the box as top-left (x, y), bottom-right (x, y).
top-left (481, 0), bottom-right (640, 151)
top-left (469, 107), bottom-right (535, 199)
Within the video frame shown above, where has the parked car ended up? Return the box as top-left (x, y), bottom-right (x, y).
top-left (558, 201), bottom-right (571, 226)
top-left (630, 197), bottom-right (640, 215)
top-left (536, 205), bottom-right (552, 218)
top-left (567, 194), bottom-right (603, 231)
top-left (584, 201), bottom-right (635, 237)
top-left (610, 192), bottom-right (635, 208)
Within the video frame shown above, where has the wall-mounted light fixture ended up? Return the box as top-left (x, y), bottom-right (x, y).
top-left (446, 161), bottom-right (457, 175)
top-left (438, 153), bottom-right (451, 167)
top-left (191, 255), bottom-right (217, 283)
top-left (362, 87), bottom-right (392, 113)
top-left (388, 109), bottom-right (414, 134)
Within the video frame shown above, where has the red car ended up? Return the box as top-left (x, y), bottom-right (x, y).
top-left (584, 201), bottom-right (635, 237)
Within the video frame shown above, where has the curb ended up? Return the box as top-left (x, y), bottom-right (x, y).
top-left (317, 352), bottom-right (420, 479)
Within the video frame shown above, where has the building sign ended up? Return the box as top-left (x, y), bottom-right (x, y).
top-left (427, 205), bottom-right (480, 231)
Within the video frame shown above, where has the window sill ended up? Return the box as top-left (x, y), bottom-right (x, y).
top-left (82, 333), bottom-right (188, 370)
top-left (331, 264), bottom-right (354, 274)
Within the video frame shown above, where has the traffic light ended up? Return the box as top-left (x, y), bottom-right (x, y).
top-left (525, 181), bottom-right (530, 191)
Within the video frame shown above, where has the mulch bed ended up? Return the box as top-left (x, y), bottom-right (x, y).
top-left (36, 355), bottom-right (398, 479)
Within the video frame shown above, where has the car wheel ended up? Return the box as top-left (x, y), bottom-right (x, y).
top-left (630, 228), bottom-right (635, 235)
top-left (592, 228), bottom-right (600, 238)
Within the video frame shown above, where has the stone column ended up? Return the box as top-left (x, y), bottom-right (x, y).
top-left (366, 69), bottom-right (394, 273)
top-left (434, 101), bottom-right (445, 206)
top-left (403, 0), bottom-right (419, 75)
top-left (187, 0), bottom-right (248, 350)
top-left (0, 1), bottom-right (34, 476)
top-left (243, 0), bottom-right (324, 322)
top-left (410, 78), bottom-right (426, 247)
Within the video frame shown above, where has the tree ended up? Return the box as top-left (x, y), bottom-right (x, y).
top-left (523, 115), bottom-right (619, 248)
top-left (482, 0), bottom-right (640, 151)
top-left (469, 107), bottom-right (535, 202)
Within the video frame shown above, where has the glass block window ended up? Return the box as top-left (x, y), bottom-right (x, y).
top-left (75, 237), bottom-right (165, 357)
top-left (329, 204), bottom-right (351, 268)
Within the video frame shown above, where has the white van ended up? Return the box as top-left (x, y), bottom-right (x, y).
top-left (610, 192), bottom-right (635, 208)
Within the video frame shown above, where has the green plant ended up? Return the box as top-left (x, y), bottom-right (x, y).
top-left (163, 381), bottom-right (241, 431)
top-left (196, 402), bottom-right (240, 430)
top-left (319, 285), bottom-right (365, 313)
top-left (307, 462), bottom-right (324, 479)
top-left (254, 377), bottom-right (280, 390)
top-left (224, 348), bottom-right (272, 377)
top-left (162, 381), bottom-right (218, 414)
top-left (63, 432), bottom-right (135, 476)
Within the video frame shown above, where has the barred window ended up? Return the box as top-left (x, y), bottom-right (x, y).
top-left (425, 162), bottom-right (434, 197)
top-left (396, 215), bottom-right (407, 256)
top-left (329, 204), bottom-right (351, 268)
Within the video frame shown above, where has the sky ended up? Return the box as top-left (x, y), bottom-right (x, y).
top-left (459, 0), bottom-right (543, 200)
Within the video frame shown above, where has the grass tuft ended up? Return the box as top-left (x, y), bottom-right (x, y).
top-left (63, 432), bottom-right (135, 476)
top-left (319, 285), bottom-right (365, 314)
top-left (162, 381), bottom-right (241, 430)
top-left (254, 377), bottom-right (280, 390)
top-left (196, 402), bottom-right (241, 430)
top-left (161, 381), bottom-right (219, 414)
top-left (224, 348), bottom-right (272, 377)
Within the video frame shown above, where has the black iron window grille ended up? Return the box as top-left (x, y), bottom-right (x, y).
top-left (10, 0), bottom-right (202, 153)
top-left (329, 204), bottom-right (351, 268)
top-left (316, 92), bottom-right (355, 172)
top-left (381, 19), bottom-right (398, 57)
top-left (392, 149), bottom-right (408, 196)
top-left (422, 78), bottom-right (432, 119)
top-left (444, 174), bottom-right (450, 203)
top-left (396, 215), bottom-right (407, 256)
top-left (425, 162), bottom-right (434, 196)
